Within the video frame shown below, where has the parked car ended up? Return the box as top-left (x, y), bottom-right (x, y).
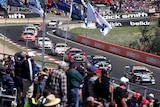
top-left (51, 43), bottom-right (70, 56)
top-left (88, 55), bottom-right (112, 72)
top-left (35, 37), bottom-right (53, 49)
top-left (124, 65), bottom-right (155, 85)
top-left (48, 20), bottom-right (62, 27)
top-left (64, 48), bottom-right (88, 62)
top-left (33, 22), bottom-right (42, 31)
top-left (21, 30), bottom-right (36, 42)
top-left (25, 26), bottom-right (38, 36)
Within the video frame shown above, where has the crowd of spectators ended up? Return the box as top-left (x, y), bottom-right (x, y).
top-left (110, 0), bottom-right (160, 13)
top-left (1, 52), bottom-right (160, 107)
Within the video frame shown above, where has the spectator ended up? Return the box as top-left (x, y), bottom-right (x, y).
top-left (14, 51), bottom-right (26, 96)
top-left (84, 96), bottom-right (103, 107)
top-left (66, 61), bottom-right (83, 107)
top-left (44, 94), bottom-right (61, 107)
top-left (94, 69), bottom-right (110, 102)
top-left (127, 92), bottom-right (140, 107)
top-left (22, 52), bottom-right (36, 99)
top-left (46, 61), bottom-right (68, 106)
top-left (147, 93), bottom-right (155, 107)
top-left (35, 68), bottom-right (49, 101)
top-left (140, 98), bottom-right (149, 107)
top-left (37, 89), bottom-right (51, 107)
top-left (2, 68), bottom-right (14, 95)
top-left (87, 68), bottom-right (100, 99)
top-left (2, 68), bottom-right (15, 107)
top-left (113, 77), bottom-right (129, 107)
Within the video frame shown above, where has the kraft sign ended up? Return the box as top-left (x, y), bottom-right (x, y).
top-left (0, 13), bottom-right (40, 18)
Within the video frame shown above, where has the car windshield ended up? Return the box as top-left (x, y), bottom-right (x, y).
top-left (70, 50), bottom-right (83, 55)
top-left (34, 24), bottom-right (40, 26)
top-left (134, 69), bottom-right (149, 73)
top-left (24, 32), bottom-right (33, 35)
top-left (93, 58), bottom-right (109, 62)
top-left (39, 38), bottom-right (50, 42)
top-left (27, 28), bottom-right (35, 31)
top-left (57, 45), bottom-right (67, 47)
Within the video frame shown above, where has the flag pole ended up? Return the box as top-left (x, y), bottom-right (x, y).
top-left (42, 0), bottom-right (46, 69)
top-left (62, 0), bottom-right (73, 61)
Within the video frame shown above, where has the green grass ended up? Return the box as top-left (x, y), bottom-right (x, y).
top-left (69, 26), bottom-right (154, 47)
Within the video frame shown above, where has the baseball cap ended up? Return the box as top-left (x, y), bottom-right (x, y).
top-left (28, 52), bottom-right (35, 57)
top-left (148, 93), bottom-right (154, 99)
top-left (94, 68), bottom-right (101, 75)
top-left (120, 77), bottom-right (129, 83)
top-left (133, 92), bottom-right (140, 99)
top-left (141, 99), bottom-right (149, 105)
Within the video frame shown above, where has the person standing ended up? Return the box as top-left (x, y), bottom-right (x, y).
top-left (14, 52), bottom-right (26, 95)
top-left (22, 52), bottom-right (36, 100)
top-left (66, 61), bottom-right (83, 107)
top-left (45, 61), bottom-right (68, 107)
top-left (113, 77), bottom-right (129, 107)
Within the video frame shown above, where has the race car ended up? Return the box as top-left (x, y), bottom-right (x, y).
top-left (35, 37), bottom-right (53, 49)
top-left (21, 30), bottom-right (36, 42)
top-left (51, 43), bottom-right (70, 56)
top-left (33, 22), bottom-right (42, 31)
top-left (88, 55), bottom-right (112, 72)
top-left (64, 48), bottom-right (87, 62)
top-left (25, 26), bottom-right (38, 36)
top-left (124, 65), bottom-right (155, 85)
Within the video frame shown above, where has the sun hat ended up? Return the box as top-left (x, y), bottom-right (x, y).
top-left (28, 52), bottom-right (35, 57)
top-left (44, 94), bottom-right (60, 107)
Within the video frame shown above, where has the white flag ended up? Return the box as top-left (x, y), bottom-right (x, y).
top-left (87, 3), bottom-right (112, 36)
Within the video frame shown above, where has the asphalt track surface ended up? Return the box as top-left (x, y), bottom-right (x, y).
top-left (1, 23), bottom-right (160, 99)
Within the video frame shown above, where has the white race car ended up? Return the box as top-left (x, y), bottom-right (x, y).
top-left (124, 65), bottom-right (155, 85)
top-left (48, 20), bottom-right (62, 27)
top-left (51, 43), bottom-right (70, 56)
top-left (35, 37), bottom-right (53, 49)
top-left (25, 26), bottom-right (38, 36)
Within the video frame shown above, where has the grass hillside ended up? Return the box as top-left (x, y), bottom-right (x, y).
top-left (69, 26), bottom-right (155, 47)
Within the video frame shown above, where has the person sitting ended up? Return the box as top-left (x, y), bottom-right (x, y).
top-left (2, 68), bottom-right (14, 95)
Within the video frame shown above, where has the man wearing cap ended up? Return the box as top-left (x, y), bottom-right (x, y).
top-left (46, 61), bottom-right (68, 107)
top-left (21, 51), bottom-right (36, 100)
top-left (66, 61), bottom-right (83, 107)
top-left (113, 77), bottom-right (129, 107)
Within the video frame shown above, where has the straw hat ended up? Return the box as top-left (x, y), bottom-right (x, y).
top-left (44, 94), bottom-right (60, 107)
